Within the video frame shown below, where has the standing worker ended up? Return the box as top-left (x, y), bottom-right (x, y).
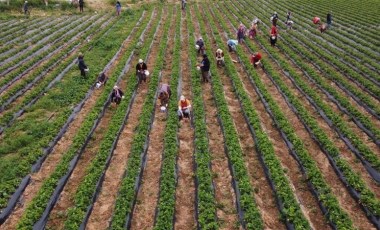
top-left (327, 12), bottom-right (332, 28)
top-left (77, 53), bottom-right (88, 77)
top-left (286, 11), bottom-right (291, 23)
top-left (269, 25), bottom-right (278, 47)
top-left (23, 1), bottom-right (29, 15)
top-left (199, 54), bottom-right (210, 83)
top-left (116, 1), bottom-right (121, 16)
top-left (79, 0), bottom-right (84, 13)
top-left (271, 12), bottom-right (278, 26)
top-left (181, 0), bottom-right (186, 10)
top-left (237, 23), bottom-right (246, 43)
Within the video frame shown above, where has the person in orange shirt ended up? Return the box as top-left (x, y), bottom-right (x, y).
top-left (177, 95), bottom-right (191, 121)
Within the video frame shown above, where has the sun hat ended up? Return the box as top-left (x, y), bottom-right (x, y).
top-left (139, 59), bottom-right (143, 64)
top-left (217, 49), bottom-right (222, 53)
top-left (113, 85), bottom-right (118, 90)
top-left (180, 95), bottom-right (185, 101)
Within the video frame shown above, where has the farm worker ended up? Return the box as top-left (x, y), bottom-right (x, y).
top-left (318, 23), bottom-right (328, 33)
top-left (271, 12), bottom-right (278, 26)
top-left (178, 95), bottom-right (191, 121)
top-left (250, 52), bottom-right (262, 68)
top-left (215, 49), bottom-right (224, 67)
top-left (116, 1), bottom-right (121, 16)
top-left (158, 83), bottom-right (171, 108)
top-left (237, 23), bottom-right (246, 43)
top-left (181, 0), bottom-right (186, 10)
top-left (136, 59), bottom-right (148, 84)
top-left (286, 11), bottom-right (291, 23)
top-left (96, 72), bottom-right (108, 88)
top-left (285, 20), bottom-right (294, 30)
top-left (77, 53), bottom-right (88, 77)
top-left (200, 54), bottom-right (211, 83)
top-left (227, 39), bottom-right (238, 52)
top-left (313, 17), bottom-right (320, 24)
top-left (111, 85), bottom-right (124, 105)
top-left (269, 25), bottom-right (278, 47)
top-left (195, 37), bottom-right (205, 55)
top-left (249, 19), bottom-right (259, 39)
top-left (79, 0), bottom-right (84, 13)
top-left (23, 1), bottom-right (28, 15)
top-left (327, 12), bottom-right (332, 27)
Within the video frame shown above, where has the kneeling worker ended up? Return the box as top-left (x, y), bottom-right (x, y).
top-left (178, 95), bottom-right (191, 121)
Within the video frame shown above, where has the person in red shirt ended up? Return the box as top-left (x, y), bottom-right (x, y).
top-left (313, 17), bottom-right (321, 24)
top-left (250, 52), bottom-right (262, 68)
top-left (269, 25), bottom-right (278, 47)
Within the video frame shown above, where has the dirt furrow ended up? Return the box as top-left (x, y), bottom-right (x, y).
top-left (129, 6), bottom-right (177, 230)
top-left (173, 9), bottom-right (196, 230)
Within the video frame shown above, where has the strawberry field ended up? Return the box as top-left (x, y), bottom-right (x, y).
top-left (0, 0), bottom-right (379, 229)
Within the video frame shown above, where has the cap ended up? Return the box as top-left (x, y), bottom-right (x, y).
top-left (139, 59), bottom-right (143, 63)
top-left (217, 49), bottom-right (222, 53)
top-left (180, 95), bottom-right (185, 101)
top-left (113, 85), bottom-right (118, 90)
top-left (199, 37), bottom-right (203, 40)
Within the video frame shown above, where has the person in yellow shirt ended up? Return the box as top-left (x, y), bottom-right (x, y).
top-left (178, 95), bottom-right (191, 121)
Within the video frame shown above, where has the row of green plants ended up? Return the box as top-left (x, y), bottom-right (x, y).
top-left (0, 14), bottom-right (113, 111)
top-left (193, 3), bottom-right (264, 229)
top-left (188, 6), bottom-right (218, 230)
top-left (263, 0), bottom-right (380, 93)
top-left (0, 14), bottom-right (116, 131)
top-left (0, 15), bottom-right (95, 87)
top-left (218, 2), bottom-right (355, 228)
top-left (0, 14), bottom-right (94, 76)
top-left (0, 14), bottom-right (118, 210)
top-left (0, 17), bottom-right (46, 40)
top-left (264, 0), bottom-right (380, 74)
top-left (0, 16), bottom-right (68, 58)
top-left (228, 1), bottom-right (380, 219)
top-left (207, 4), bottom-right (312, 229)
top-left (110, 5), bottom-right (172, 229)
top-left (234, 0), bottom-right (380, 151)
top-left (0, 9), bottom-right (143, 211)
top-left (153, 5), bottom-right (181, 230)
top-left (16, 7), bottom-right (153, 229)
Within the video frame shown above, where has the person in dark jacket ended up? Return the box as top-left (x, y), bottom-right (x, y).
top-left (23, 1), bottom-right (29, 15)
top-left (111, 85), bottom-right (124, 105)
top-left (327, 12), bottom-right (332, 27)
top-left (136, 59), bottom-right (148, 84)
top-left (77, 53), bottom-right (88, 77)
top-left (271, 12), bottom-right (278, 26)
top-left (116, 1), bottom-right (121, 16)
top-left (286, 11), bottom-right (291, 23)
top-left (79, 0), bottom-right (84, 12)
top-left (200, 54), bottom-right (210, 83)
top-left (96, 72), bottom-right (108, 88)
top-left (195, 37), bottom-right (205, 55)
